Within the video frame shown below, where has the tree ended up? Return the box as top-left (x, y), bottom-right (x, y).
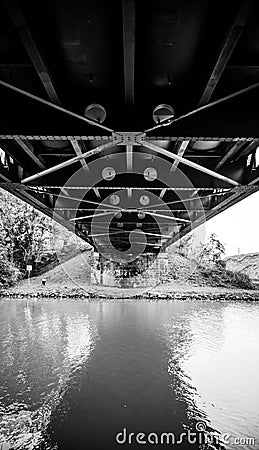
top-left (0, 189), bottom-right (53, 273)
top-left (0, 188), bottom-right (90, 283)
top-left (199, 233), bottom-right (225, 266)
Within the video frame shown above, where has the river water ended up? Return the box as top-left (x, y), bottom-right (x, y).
top-left (0, 298), bottom-right (258, 450)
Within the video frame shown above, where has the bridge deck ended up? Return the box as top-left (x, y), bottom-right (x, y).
top-left (0, 0), bottom-right (259, 261)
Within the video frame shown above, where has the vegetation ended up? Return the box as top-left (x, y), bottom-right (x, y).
top-left (0, 187), bottom-right (255, 291)
top-left (0, 188), bottom-right (87, 288)
top-left (167, 232), bottom-right (255, 290)
top-left (176, 232), bottom-right (225, 265)
top-left (0, 250), bottom-right (20, 288)
top-left (199, 266), bottom-right (254, 289)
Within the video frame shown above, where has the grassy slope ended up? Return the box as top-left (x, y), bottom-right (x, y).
top-left (225, 253), bottom-right (259, 282)
top-left (6, 249), bottom-right (257, 296)
top-left (166, 251), bottom-right (255, 289)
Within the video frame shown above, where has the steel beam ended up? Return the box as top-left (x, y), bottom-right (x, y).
top-left (159, 188), bottom-right (167, 199)
top-left (200, 1), bottom-right (255, 105)
top-left (54, 208), bottom-right (207, 212)
top-left (27, 186), bottom-right (230, 191)
top-left (122, 0), bottom-right (136, 106)
top-left (21, 141), bottom-right (116, 183)
top-left (0, 80), bottom-right (113, 133)
top-left (3, 0), bottom-right (60, 104)
top-left (141, 140), bottom-right (240, 186)
top-left (144, 81), bottom-right (259, 134)
top-left (70, 209), bottom-right (189, 223)
top-left (3, 0), bottom-right (112, 177)
top-left (88, 231), bottom-right (171, 238)
top-left (234, 140), bottom-right (258, 161)
top-left (93, 188), bottom-right (101, 199)
top-left (139, 192), bottom-right (227, 211)
top-left (3, 0), bottom-right (109, 133)
top-left (214, 141), bottom-right (245, 170)
top-left (126, 144), bottom-right (133, 170)
top-left (0, 134), bottom-right (255, 142)
top-left (70, 211), bottom-right (116, 221)
top-left (0, 141), bottom-right (25, 169)
top-left (15, 137), bottom-right (45, 169)
top-left (171, 140), bottom-right (189, 172)
top-left (249, 175), bottom-right (259, 185)
top-left (169, 2), bottom-right (255, 171)
top-left (41, 192), bottom-right (120, 211)
top-left (0, 165), bottom-right (12, 182)
top-left (70, 139), bottom-right (89, 171)
top-left (147, 212), bottom-right (189, 223)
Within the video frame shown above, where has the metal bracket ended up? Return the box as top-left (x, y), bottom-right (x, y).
top-left (112, 131), bottom-right (146, 145)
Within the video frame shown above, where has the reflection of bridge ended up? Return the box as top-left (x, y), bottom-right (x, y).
top-left (0, 0), bottom-right (259, 262)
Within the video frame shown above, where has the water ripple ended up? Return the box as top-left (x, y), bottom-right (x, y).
top-left (0, 301), bottom-right (97, 450)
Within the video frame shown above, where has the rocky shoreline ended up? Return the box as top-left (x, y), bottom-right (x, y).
top-left (1, 288), bottom-right (259, 301)
top-left (2, 248), bottom-right (257, 301)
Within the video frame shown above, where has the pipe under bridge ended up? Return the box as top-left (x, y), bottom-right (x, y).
top-left (0, 0), bottom-right (259, 266)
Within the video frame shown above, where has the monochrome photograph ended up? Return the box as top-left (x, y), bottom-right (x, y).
top-left (0, 0), bottom-right (259, 449)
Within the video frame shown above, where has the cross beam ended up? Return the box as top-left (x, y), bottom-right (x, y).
top-left (3, 0), bottom-right (108, 173)
top-left (21, 141), bottom-right (116, 183)
top-left (170, 1), bottom-right (255, 171)
top-left (141, 141), bottom-right (240, 187)
top-left (200, 1), bottom-right (255, 105)
top-left (20, 132), bottom-right (241, 185)
top-left (214, 141), bottom-right (245, 170)
top-left (122, 0), bottom-right (136, 107)
top-left (15, 138), bottom-right (45, 170)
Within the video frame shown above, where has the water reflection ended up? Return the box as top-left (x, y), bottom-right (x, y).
top-left (165, 301), bottom-right (259, 450)
top-left (0, 299), bottom-right (258, 450)
top-left (51, 301), bottom-right (198, 450)
top-left (0, 300), bottom-right (97, 449)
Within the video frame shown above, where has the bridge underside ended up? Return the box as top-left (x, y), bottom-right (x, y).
top-left (0, 0), bottom-right (259, 263)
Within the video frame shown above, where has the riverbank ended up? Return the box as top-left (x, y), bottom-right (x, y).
top-left (2, 289), bottom-right (259, 450)
top-left (1, 251), bottom-right (259, 300)
top-left (2, 280), bottom-right (259, 300)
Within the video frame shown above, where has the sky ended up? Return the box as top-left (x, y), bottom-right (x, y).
top-left (204, 190), bottom-right (259, 256)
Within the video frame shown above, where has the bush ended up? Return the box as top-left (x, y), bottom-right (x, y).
top-left (200, 266), bottom-right (254, 289)
top-left (0, 254), bottom-right (21, 288)
top-left (0, 188), bottom-right (89, 286)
